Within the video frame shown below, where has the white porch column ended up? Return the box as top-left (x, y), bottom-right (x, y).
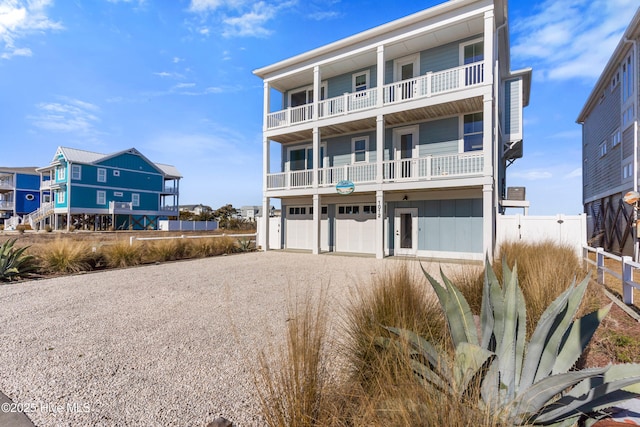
top-left (483, 183), bottom-right (494, 258)
top-left (482, 93), bottom-right (494, 178)
top-left (262, 135), bottom-right (270, 251)
top-left (483, 10), bottom-right (494, 89)
top-left (376, 115), bottom-right (384, 184)
top-left (312, 194), bottom-right (321, 254)
top-left (261, 196), bottom-right (270, 251)
top-left (313, 65), bottom-right (321, 120)
top-left (263, 81), bottom-right (270, 131)
top-left (312, 128), bottom-right (320, 188)
top-left (376, 45), bottom-right (385, 107)
top-left (376, 190), bottom-right (384, 259)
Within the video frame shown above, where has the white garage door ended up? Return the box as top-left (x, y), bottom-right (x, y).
top-left (285, 206), bottom-right (329, 251)
top-left (335, 204), bottom-right (376, 254)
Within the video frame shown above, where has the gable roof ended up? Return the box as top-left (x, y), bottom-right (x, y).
top-left (45, 146), bottom-right (182, 178)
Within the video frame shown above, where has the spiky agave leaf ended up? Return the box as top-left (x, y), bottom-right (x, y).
top-left (421, 265), bottom-right (478, 347)
top-left (552, 303), bottom-right (612, 375)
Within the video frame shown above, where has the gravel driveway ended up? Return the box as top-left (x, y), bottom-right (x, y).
top-left (0, 252), bottom-right (466, 426)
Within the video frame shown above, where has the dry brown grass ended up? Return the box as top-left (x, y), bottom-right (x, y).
top-left (255, 288), bottom-right (331, 427)
top-left (31, 239), bottom-right (96, 274)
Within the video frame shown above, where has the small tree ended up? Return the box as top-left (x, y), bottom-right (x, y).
top-left (214, 204), bottom-right (238, 229)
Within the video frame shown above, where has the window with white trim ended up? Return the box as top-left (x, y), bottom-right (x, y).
top-left (352, 136), bottom-right (369, 163)
top-left (97, 168), bottom-right (107, 183)
top-left (57, 166), bottom-right (66, 181)
top-left (612, 129), bottom-right (621, 147)
top-left (599, 140), bottom-right (607, 157)
top-left (352, 70), bottom-right (369, 93)
top-left (463, 112), bottom-right (483, 151)
top-left (131, 193), bottom-right (140, 207)
top-left (97, 190), bottom-right (106, 205)
top-left (71, 164), bottom-right (81, 180)
top-left (612, 72), bottom-right (620, 89)
top-left (623, 162), bottom-right (633, 180)
top-left (57, 191), bottom-right (65, 204)
top-left (623, 105), bottom-right (635, 128)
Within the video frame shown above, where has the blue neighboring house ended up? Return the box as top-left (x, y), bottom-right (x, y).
top-left (31, 147), bottom-right (182, 231)
top-left (0, 167), bottom-right (46, 229)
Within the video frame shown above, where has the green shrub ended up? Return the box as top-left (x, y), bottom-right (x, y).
top-left (0, 239), bottom-right (37, 281)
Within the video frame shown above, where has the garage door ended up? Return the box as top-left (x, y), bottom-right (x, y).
top-left (285, 206), bottom-right (329, 250)
top-left (335, 204), bottom-right (376, 253)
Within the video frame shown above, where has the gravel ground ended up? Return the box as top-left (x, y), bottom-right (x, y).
top-left (0, 251), bottom-right (468, 427)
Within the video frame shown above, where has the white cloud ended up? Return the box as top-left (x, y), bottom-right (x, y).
top-left (564, 168), bottom-right (582, 179)
top-left (307, 10), bottom-right (339, 20)
top-left (154, 71), bottom-right (185, 79)
top-left (510, 170), bottom-right (553, 180)
top-left (511, 0), bottom-right (638, 81)
top-left (29, 97), bottom-right (101, 134)
top-left (172, 56), bottom-right (183, 63)
top-left (0, 0), bottom-right (63, 60)
top-left (187, 0), bottom-right (297, 38)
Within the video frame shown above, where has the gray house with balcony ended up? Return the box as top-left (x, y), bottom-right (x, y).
top-left (254, 0), bottom-right (531, 260)
top-left (577, 7), bottom-right (639, 255)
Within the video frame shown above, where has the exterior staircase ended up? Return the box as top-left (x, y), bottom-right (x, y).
top-left (26, 202), bottom-right (54, 229)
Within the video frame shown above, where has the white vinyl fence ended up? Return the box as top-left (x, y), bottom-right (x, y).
top-left (582, 246), bottom-right (639, 305)
top-left (158, 220), bottom-right (218, 231)
top-left (496, 214), bottom-right (587, 257)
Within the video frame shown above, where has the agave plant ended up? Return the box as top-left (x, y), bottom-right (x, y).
top-left (381, 259), bottom-right (640, 426)
top-left (0, 238), bottom-right (37, 282)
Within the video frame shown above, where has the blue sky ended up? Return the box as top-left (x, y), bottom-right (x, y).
top-left (0, 0), bottom-right (637, 215)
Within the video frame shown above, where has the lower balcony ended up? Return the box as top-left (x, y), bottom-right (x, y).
top-left (266, 152), bottom-right (484, 190)
top-left (0, 200), bottom-right (15, 210)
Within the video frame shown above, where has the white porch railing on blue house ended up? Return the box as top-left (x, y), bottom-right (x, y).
top-left (582, 246), bottom-right (640, 305)
top-left (266, 61), bottom-right (485, 130)
top-left (266, 152), bottom-right (484, 190)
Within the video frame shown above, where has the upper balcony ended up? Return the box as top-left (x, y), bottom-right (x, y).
top-left (266, 62), bottom-right (484, 132)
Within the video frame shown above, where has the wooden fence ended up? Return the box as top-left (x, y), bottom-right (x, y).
top-left (582, 246), bottom-right (640, 305)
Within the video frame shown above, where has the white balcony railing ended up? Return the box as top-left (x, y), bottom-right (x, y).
top-left (40, 180), bottom-right (52, 190)
top-left (266, 61), bottom-right (485, 130)
top-left (266, 152), bottom-right (484, 190)
top-left (109, 201), bottom-right (134, 213)
top-left (162, 185), bottom-right (178, 194)
top-left (0, 200), bottom-right (15, 210)
top-left (0, 179), bottom-right (14, 190)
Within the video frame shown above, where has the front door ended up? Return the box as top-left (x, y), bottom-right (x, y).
top-left (394, 208), bottom-right (417, 256)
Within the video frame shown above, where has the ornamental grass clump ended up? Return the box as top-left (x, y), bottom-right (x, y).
top-left (34, 238), bottom-right (92, 274)
top-left (101, 241), bottom-right (144, 268)
top-left (381, 259), bottom-right (640, 426)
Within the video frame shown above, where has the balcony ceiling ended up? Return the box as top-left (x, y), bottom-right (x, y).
top-left (271, 16), bottom-right (483, 92)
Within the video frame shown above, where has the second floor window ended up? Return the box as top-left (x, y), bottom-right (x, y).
top-left (97, 190), bottom-right (106, 205)
top-left (71, 165), bottom-right (81, 180)
top-left (97, 168), bottom-right (107, 183)
top-left (57, 167), bottom-right (66, 181)
top-left (132, 193), bottom-right (140, 207)
top-left (353, 71), bottom-right (369, 93)
top-left (463, 112), bottom-right (483, 151)
top-left (352, 136), bottom-right (369, 163)
top-left (57, 191), bottom-right (65, 204)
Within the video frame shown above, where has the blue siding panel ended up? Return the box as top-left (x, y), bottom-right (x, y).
top-left (419, 117), bottom-right (459, 156)
top-left (15, 174), bottom-right (40, 190)
top-left (96, 152), bottom-right (159, 174)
